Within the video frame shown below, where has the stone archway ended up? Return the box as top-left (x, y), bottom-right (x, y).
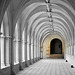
top-left (50, 38), bottom-right (62, 54)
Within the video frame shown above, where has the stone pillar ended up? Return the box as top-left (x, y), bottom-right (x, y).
top-left (10, 35), bottom-right (16, 75)
top-left (18, 38), bottom-right (23, 70)
top-left (25, 41), bottom-right (28, 67)
top-left (7, 6), bottom-right (16, 75)
top-left (4, 37), bottom-right (6, 66)
top-left (4, 36), bottom-right (10, 66)
top-left (29, 32), bottom-right (31, 64)
top-left (72, 28), bottom-right (74, 55)
top-left (69, 46), bottom-right (71, 54)
top-left (0, 34), bottom-right (1, 69)
top-left (25, 23), bottom-right (28, 67)
top-left (18, 40), bottom-right (23, 70)
top-left (36, 45), bottom-right (37, 60)
top-left (36, 39), bottom-right (38, 61)
top-left (33, 44), bottom-right (35, 62)
top-left (29, 43), bottom-right (31, 64)
top-left (17, 19), bottom-right (23, 70)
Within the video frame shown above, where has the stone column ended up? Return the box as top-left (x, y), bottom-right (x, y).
top-left (25, 41), bottom-right (28, 67)
top-left (4, 36), bottom-right (10, 66)
top-left (70, 45), bottom-right (71, 55)
top-left (7, 6), bottom-right (16, 75)
top-left (4, 37), bottom-right (6, 66)
top-left (17, 20), bottom-right (23, 70)
top-left (18, 39), bottom-right (23, 70)
top-left (10, 35), bottom-right (16, 75)
top-left (72, 28), bottom-right (74, 55)
top-left (33, 37), bottom-right (35, 63)
top-left (36, 40), bottom-right (38, 61)
top-left (25, 22), bottom-right (28, 67)
top-left (0, 34), bottom-right (1, 69)
top-left (29, 43), bottom-right (31, 64)
top-left (29, 32), bottom-right (32, 64)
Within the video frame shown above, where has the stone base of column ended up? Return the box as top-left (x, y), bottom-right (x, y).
top-left (36, 58), bottom-right (38, 61)
top-left (11, 70), bottom-right (16, 75)
top-left (25, 61), bottom-right (29, 67)
top-left (19, 65), bottom-right (23, 70)
top-left (38, 57), bottom-right (40, 60)
top-left (33, 58), bottom-right (36, 63)
top-left (0, 71), bottom-right (3, 75)
top-left (30, 59), bottom-right (33, 65)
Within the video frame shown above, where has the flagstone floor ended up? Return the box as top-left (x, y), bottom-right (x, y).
top-left (16, 59), bottom-right (75, 75)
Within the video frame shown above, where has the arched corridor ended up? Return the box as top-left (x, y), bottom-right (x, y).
top-left (0, 0), bottom-right (75, 75)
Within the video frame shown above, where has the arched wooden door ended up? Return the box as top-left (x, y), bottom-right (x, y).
top-left (50, 38), bottom-right (62, 54)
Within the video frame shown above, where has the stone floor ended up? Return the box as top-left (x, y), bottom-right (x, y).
top-left (16, 59), bottom-right (75, 75)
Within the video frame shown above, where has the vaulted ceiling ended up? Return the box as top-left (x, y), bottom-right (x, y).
top-left (0, 0), bottom-right (75, 46)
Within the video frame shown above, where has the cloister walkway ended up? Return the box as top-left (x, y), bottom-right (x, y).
top-left (16, 59), bottom-right (75, 75)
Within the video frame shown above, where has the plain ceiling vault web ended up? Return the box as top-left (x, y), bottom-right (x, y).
top-left (14, 0), bottom-right (75, 47)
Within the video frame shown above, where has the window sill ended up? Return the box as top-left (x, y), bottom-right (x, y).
top-left (22, 60), bottom-right (25, 62)
top-left (14, 62), bottom-right (19, 65)
top-left (1, 65), bottom-right (10, 69)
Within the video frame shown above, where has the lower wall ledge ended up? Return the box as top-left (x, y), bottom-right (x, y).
top-left (66, 54), bottom-right (75, 68)
top-left (0, 57), bottom-right (41, 75)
